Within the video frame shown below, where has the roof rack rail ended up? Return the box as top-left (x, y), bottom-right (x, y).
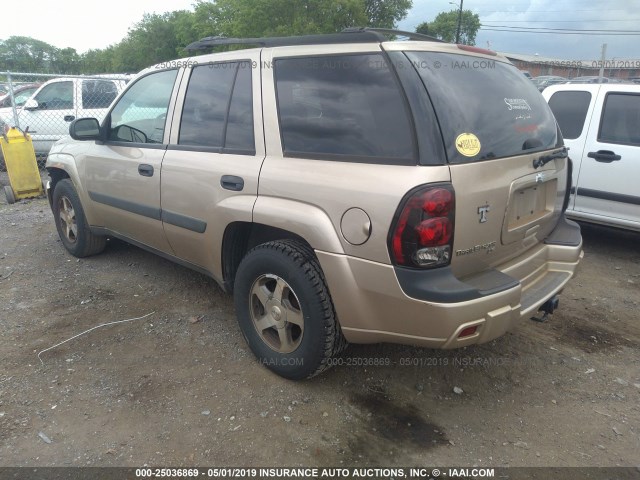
top-left (185, 27), bottom-right (442, 52)
top-left (342, 27), bottom-right (444, 43)
top-left (186, 31), bottom-right (385, 51)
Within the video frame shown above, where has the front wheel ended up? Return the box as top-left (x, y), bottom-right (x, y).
top-left (52, 179), bottom-right (106, 257)
top-left (234, 240), bottom-right (346, 380)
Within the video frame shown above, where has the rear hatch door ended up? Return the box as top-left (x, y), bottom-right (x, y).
top-left (402, 49), bottom-right (568, 277)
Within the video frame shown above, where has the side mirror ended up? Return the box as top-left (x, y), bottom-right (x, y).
top-left (69, 118), bottom-right (102, 141)
top-left (23, 99), bottom-right (39, 110)
top-left (112, 124), bottom-right (148, 144)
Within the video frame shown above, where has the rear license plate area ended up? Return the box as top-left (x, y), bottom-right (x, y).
top-left (503, 178), bottom-right (557, 244)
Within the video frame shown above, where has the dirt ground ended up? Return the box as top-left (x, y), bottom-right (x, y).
top-left (0, 172), bottom-right (639, 469)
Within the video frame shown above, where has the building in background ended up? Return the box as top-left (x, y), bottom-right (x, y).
top-left (502, 52), bottom-right (640, 80)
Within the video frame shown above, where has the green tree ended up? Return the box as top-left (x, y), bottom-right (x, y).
top-left (418, 9), bottom-right (480, 45)
top-left (364, 0), bottom-right (413, 28)
top-left (0, 36), bottom-right (82, 73)
top-left (112, 11), bottom-right (200, 72)
top-left (80, 47), bottom-right (116, 74)
top-left (192, 0), bottom-right (412, 39)
top-left (51, 47), bottom-right (81, 74)
top-left (415, 21), bottom-right (429, 36)
top-left (79, 11), bottom-right (200, 73)
top-left (193, 0), bottom-right (367, 38)
top-left (2, 1), bottom-right (416, 75)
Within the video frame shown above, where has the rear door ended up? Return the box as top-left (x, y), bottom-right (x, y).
top-left (544, 85), bottom-right (599, 212)
top-left (401, 49), bottom-right (568, 277)
top-left (160, 51), bottom-right (264, 277)
top-left (572, 87), bottom-right (640, 227)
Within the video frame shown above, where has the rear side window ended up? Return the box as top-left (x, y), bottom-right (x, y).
top-left (547, 91), bottom-right (592, 140)
top-left (274, 54), bottom-right (415, 164)
top-left (599, 93), bottom-right (640, 146)
top-left (82, 80), bottom-right (118, 109)
top-left (405, 52), bottom-right (558, 163)
top-left (179, 61), bottom-right (254, 153)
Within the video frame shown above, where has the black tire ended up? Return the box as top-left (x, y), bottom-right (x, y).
top-left (52, 179), bottom-right (106, 257)
top-left (234, 240), bottom-right (347, 380)
top-left (3, 185), bottom-right (16, 204)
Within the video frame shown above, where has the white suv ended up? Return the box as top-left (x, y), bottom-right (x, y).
top-left (543, 84), bottom-right (640, 231)
top-left (0, 76), bottom-right (128, 157)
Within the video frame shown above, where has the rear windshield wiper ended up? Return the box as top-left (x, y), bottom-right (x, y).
top-left (533, 147), bottom-right (568, 169)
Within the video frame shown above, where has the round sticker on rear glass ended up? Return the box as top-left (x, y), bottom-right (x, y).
top-left (455, 133), bottom-right (481, 157)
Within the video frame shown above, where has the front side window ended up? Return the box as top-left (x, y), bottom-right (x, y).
top-left (548, 91), bottom-right (592, 140)
top-left (599, 93), bottom-right (640, 146)
top-left (179, 61), bottom-right (254, 152)
top-left (109, 70), bottom-right (178, 144)
top-left (274, 54), bottom-right (415, 163)
top-left (34, 81), bottom-right (73, 110)
top-left (82, 80), bottom-right (118, 109)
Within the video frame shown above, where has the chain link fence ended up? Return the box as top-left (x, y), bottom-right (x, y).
top-left (0, 72), bottom-right (132, 171)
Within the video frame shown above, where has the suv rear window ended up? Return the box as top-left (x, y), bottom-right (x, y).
top-left (405, 52), bottom-right (558, 163)
top-left (275, 54), bottom-right (415, 164)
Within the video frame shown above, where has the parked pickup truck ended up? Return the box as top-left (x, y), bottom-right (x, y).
top-left (543, 84), bottom-right (640, 232)
top-left (0, 76), bottom-right (128, 158)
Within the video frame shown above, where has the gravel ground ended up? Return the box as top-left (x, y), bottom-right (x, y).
top-left (0, 171), bottom-right (639, 469)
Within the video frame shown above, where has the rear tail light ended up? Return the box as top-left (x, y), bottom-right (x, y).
top-left (389, 184), bottom-right (455, 268)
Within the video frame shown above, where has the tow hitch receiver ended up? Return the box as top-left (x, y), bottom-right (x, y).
top-left (531, 295), bottom-right (560, 323)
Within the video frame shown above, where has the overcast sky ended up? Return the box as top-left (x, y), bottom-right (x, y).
top-left (399, 0), bottom-right (640, 59)
top-left (0, 0), bottom-right (195, 52)
top-left (1, 0), bottom-right (639, 60)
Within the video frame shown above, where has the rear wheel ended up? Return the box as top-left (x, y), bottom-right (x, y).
top-left (234, 240), bottom-right (346, 380)
top-left (52, 179), bottom-right (106, 257)
top-left (3, 185), bottom-right (16, 204)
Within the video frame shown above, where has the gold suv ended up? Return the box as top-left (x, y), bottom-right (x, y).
top-left (45, 29), bottom-right (583, 379)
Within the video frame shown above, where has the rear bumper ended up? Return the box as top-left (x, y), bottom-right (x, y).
top-left (318, 216), bottom-right (582, 349)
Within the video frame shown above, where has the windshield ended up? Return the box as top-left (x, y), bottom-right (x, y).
top-left (405, 51), bottom-right (559, 164)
